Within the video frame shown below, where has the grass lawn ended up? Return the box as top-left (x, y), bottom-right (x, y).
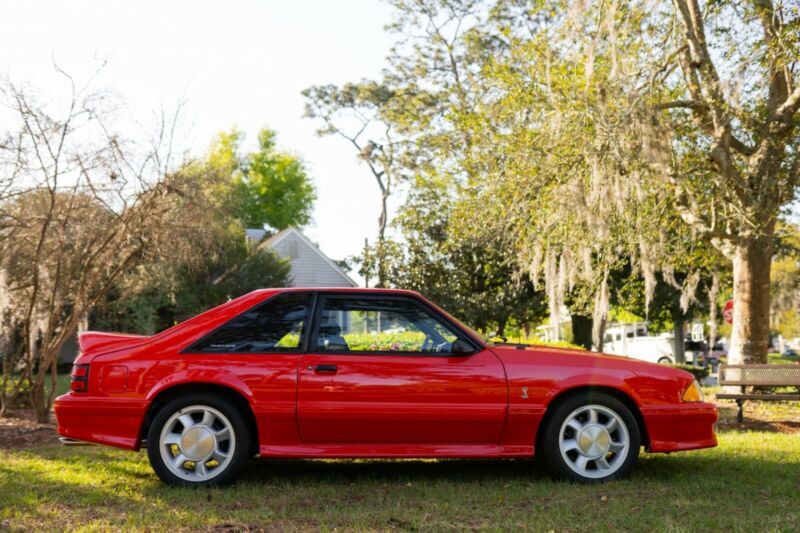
top-left (767, 352), bottom-right (800, 365)
top-left (0, 428), bottom-right (798, 531)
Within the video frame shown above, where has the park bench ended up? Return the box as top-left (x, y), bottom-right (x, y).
top-left (716, 364), bottom-right (800, 422)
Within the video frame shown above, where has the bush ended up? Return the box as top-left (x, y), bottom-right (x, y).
top-left (490, 337), bottom-right (587, 351)
top-left (671, 363), bottom-right (710, 381)
top-left (343, 331), bottom-right (427, 352)
top-left (528, 340), bottom-right (588, 351)
top-left (1, 378), bottom-right (33, 409)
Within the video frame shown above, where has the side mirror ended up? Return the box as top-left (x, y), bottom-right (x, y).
top-left (452, 339), bottom-right (475, 355)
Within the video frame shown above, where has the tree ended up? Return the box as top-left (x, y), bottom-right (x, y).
top-left (643, 0), bottom-right (800, 364)
top-left (769, 222), bottom-right (800, 341)
top-left (207, 127), bottom-right (316, 231)
top-left (303, 82), bottom-right (408, 286)
top-left (93, 128), bottom-right (309, 335)
top-left (363, 174), bottom-right (547, 335)
top-left (365, 0), bottom-right (798, 363)
top-left (0, 71), bottom-right (194, 420)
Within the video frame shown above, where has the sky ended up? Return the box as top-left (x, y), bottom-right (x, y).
top-left (0, 0), bottom-right (399, 278)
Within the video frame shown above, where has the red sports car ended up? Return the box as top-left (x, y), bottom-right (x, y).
top-left (55, 288), bottom-right (717, 485)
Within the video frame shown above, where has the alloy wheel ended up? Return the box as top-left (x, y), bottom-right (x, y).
top-left (158, 405), bottom-right (236, 482)
top-left (557, 404), bottom-right (630, 479)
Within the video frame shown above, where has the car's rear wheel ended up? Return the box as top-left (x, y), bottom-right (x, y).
top-left (147, 393), bottom-right (251, 486)
top-left (541, 393), bottom-right (640, 483)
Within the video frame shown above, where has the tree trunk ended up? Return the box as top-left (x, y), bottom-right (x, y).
top-left (497, 316), bottom-right (508, 339)
top-left (31, 381), bottom-right (49, 423)
top-left (571, 314), bottom-right (593, 350)
top-left (673, 317), bottom-right (686, 364)
top-left (728, 235), bottom-right (773, 365)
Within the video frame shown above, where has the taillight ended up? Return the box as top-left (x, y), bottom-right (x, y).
top-left (70, 364), bottom-right (90, 393)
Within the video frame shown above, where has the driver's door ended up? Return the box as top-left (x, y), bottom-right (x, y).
top-left (296, 295), bottom-right (508, 446)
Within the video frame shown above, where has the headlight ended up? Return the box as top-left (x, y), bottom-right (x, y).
top-left (681, 380), bottom-right (705, 402)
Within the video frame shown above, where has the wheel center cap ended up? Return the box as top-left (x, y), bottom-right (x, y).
top-left (181, 427), bottom-right (214, 461)
top-left (578, 425), bottom-right (610, 458)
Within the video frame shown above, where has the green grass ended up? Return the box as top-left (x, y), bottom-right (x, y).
top-left (768, 352), bottom-right (800, 365)
top-left (50, 373), bottom-right (72, 397)
top-left (1, 431), bottom-right (798, 531)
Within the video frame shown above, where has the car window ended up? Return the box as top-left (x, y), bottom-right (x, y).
top-left (189, 292), bottom-right (312, 353)
top-left (314, 297), bottom-right (461, 354)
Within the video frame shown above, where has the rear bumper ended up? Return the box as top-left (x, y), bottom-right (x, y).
top-left (54, 393), bottom-right (147, 451)
top-left (641, 402), bottom-right (718, 453)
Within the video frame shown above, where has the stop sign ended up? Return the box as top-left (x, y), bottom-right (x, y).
top-left (723, 299), bottom-right (734, 325)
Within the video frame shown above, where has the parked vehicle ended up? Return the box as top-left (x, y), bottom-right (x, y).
top-left (55, 288), bottom-right (717, 486)
top-left (603, 323), bottom-right (713, 367)
top-left (685, 340), bottom-right (712, 366)
top-left (603, 322), bottom-right (675, 364)
top-left (710, 341), bottom-right (728, 360)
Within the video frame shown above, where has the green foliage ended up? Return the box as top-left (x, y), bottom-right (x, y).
top-left (92, 126), bottom-right (312, 334)
top-left (359, 174), bottom-right (547, 336)
top-left (490, 337), bottom-right (588, 351)
top-left (671, 363), bottom-right (711, 382)
top-left (209, 127), bottom-right (316, 231)
top-left (343, 331), bottom-right (427, 352)
top-left (529, 340), bottom-right (588, 351)
top-left (94, 225), bottom-right (291, 333)
top-left (771, 222), bottom-right (800, 339)
top-left (1, 377), bottom-right (32, 409)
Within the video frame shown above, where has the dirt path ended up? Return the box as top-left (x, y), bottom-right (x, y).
top-left (0, 410), bottom-right (60, 449)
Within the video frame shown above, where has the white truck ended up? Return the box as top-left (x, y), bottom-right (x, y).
top-left (602, 322), bottom-right (707, 365)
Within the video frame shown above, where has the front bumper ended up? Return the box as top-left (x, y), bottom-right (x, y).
top-left (641, 402), bottom-right (718, 453)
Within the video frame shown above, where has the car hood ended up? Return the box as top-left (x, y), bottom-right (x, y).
top-left (490, 343), bottom-right (693, 380)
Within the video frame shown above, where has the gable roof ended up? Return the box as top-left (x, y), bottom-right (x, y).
top-left (258, 227), bottom-right (358, 287)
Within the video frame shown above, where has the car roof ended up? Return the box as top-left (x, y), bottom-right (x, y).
top-left (252, 287), bottom-right (423, 297)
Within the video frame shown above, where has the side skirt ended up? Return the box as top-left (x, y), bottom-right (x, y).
top-left (258, 444), bottom-right (534, 458)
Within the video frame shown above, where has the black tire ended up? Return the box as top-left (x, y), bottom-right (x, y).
top-left (658, 357), bottom-right (673, 365)
top-left (540, 392), bottom-right (640, 483)
top-left (146, 393), bottom-right (252, 487)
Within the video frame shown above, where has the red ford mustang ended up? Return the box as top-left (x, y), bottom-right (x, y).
top-left (55, 288), bottom-right (717, 485)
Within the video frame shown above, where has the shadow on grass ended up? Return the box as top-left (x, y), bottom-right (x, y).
top-left (238, 457), bottom-right (547, 485)
top-left (232, 445), bottom-right (799, 487)
top-left (4, 439), bottom-right (800, 530)
top-left (715, 403), bottom-right (800, 433)
top-left (18, 437), bottom-right (800, 489)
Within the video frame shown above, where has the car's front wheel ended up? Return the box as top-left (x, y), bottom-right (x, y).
top-left (540, 393), bottom-right (640, 483)
top-left (147, 393), bottom-right (251, 486)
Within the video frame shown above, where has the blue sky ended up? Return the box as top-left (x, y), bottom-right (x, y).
top-left (0, 0), bottom-right (399, 275)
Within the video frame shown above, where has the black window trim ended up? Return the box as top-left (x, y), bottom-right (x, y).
top-left (306, 293), bottom-right (480, 357)
top-left (181, 291), bottom-right (317, 355)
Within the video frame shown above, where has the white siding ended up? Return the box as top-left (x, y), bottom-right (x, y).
top-left (269, 231), bottom-right (355, 287)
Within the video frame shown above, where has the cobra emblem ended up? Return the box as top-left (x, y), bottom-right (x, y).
top-left (521, 386), bottom-right (528, 399)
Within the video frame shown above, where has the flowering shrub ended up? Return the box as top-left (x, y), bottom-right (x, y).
top-left (343, 331), bottom-right (428, 352)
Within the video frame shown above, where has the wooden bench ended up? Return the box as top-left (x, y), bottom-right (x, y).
top-left (717, 364), bottom-right (800, 422)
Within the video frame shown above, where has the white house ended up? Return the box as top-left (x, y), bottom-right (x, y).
top-left (257, 227), bottom-right (357, 288)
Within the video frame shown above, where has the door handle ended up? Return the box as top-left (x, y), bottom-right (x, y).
top-left (314, 364), bottom-right (338, 373)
